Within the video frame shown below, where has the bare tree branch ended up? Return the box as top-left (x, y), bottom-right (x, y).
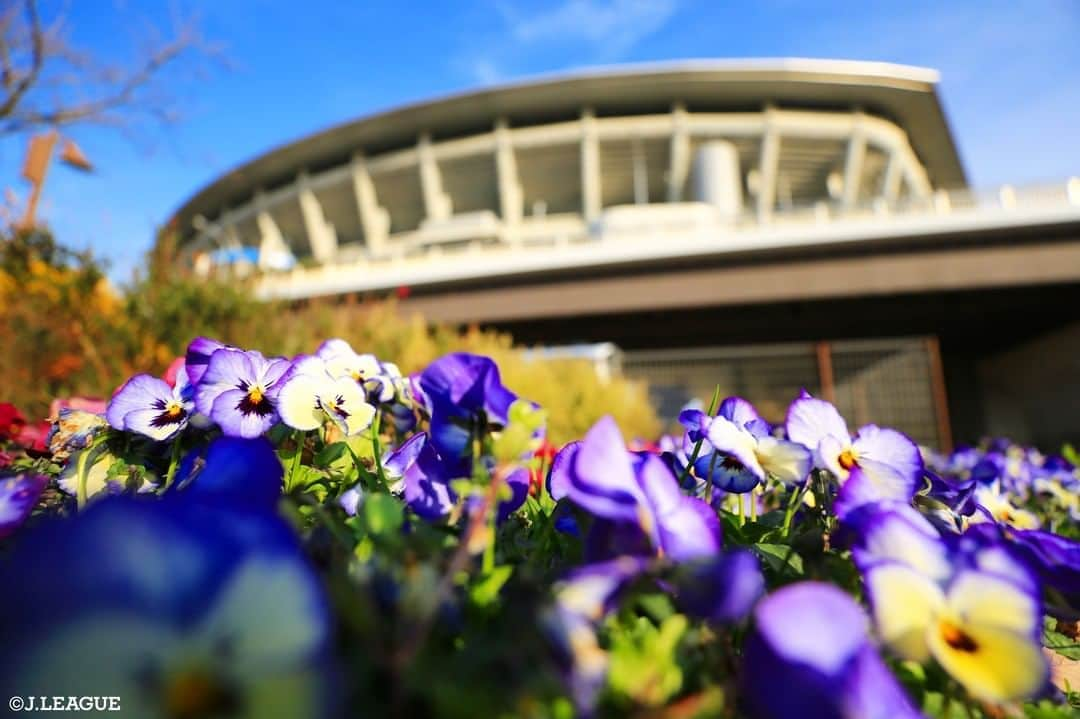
top-left (0, 0), bottom-right (218, 137)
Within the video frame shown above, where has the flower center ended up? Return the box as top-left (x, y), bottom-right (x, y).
top-left (236, 382), bottom-right (274, 417)
top-left (939, 620), bottom-right (978, 653)
top-left (151, 401), bottom-right (188, 428)
top-left (838, 449), bottom-right (858, 471)
top-left (163, 668), bottom-right (239, 719)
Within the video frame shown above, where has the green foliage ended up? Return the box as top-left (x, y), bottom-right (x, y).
top-left (0, 228), bottom-right (659, 442)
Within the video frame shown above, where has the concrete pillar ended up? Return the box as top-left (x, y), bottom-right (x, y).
top-left (581, 108), bottom-right (601, 222)
top-left (351, 153), bottom-right (390, 255)
top-left (418, 133), bottom-right (452, 221)
top-left (756, 109), bottom-right (781, 224)
top-left (667, 103), bottom-right (691, 203)
top-left (297, 174), bottom-right (338, 263)
top-left (494, 118), bottom-right (523, 234)
top-left (841, 114), bottom-right (868, 209)
top-left (691, 140), bottom-right (742, 221)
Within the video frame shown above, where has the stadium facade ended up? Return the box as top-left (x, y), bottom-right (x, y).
top-left (170, 60), bottom-right (1080, 449)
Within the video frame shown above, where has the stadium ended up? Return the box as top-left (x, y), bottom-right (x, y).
top-left (169, 59), bottom-right (1080, 449)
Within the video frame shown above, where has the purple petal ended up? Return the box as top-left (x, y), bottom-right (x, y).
top-left (565, 417), bottom-right (645, 523)
top-left (211, 388), bottom-right (276, 438)
top-left (106, 374), bottom-right (173, 430)
top-left (676, 549), bottom-right (763, 623)
top-left (0, 473), bottom-right (47, 539)
top-left (717, 396), bottom-right (764, 431)
top-left (184, 337), bottom-right (227, 385)
top-left (785, 397), bottom-right (850, 454)
top-left (655, 496), bottom-right (722, 561)
top-left (547, 441), bottom-right (580, 501)
top-left (852, 425), bottom-right (923, 486)
top-left (752, 582), bottom-right (869, 675)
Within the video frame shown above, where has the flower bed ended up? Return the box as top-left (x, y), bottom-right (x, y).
top-left (1, 337), bottom-right (1078, 718)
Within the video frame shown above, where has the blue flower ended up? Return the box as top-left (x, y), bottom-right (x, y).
top-left (680, 396), bottom-right (811, 493)
top-left (786, 395), bottom-right (923, 517)
top-left (0, 471), bottom-right (47, 539)
top-left (195, 349), bottom-right (292, 438)
top-left (383, 432), bottom-right (456, 520)
top-left (106, 371), bottom-right (194, 441)
top-left (418, 353), bottom-right (518, 469)
top-left (742, 582), bottom-right (923, 719)
top-left (0, 496), bottom-right (336, 716)
top-left (553, 416), bottom-right (721, 562)
top-left (671, 549), bottom-right (764, 624)
top-left (174, 436), bottom-right (284, 510)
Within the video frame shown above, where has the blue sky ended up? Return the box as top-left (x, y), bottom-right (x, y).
top-left (2, 0), bottom-right (1077, 280)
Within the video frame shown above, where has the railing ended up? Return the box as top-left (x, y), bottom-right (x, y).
top-left (203, 177), bottom-right (1080, 298)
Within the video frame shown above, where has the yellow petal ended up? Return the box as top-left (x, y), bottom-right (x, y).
top-left (865, 563), bottom-right (944, 662)
top-left (947, 571), bottom-right (1040, 636)
top-left (928, 621), bottom-right (1048, 702)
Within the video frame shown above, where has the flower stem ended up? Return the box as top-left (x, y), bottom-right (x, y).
top-left (75, 434), bottom-right (109, 510)
top-left (704, 451), bottom-right (718, 505)
top-left (736, 493), bottom-right (745, 527)
top-left (781, 481), bottom-right (809, 538)
top-left (287, 430), bottom-right (305, 492)
top-left (162, 436), bottom-right (184, 491)
top-left (370, 410), bottom-right (388, 491)
top-left (679, 384), bottom-right (722, 485)
top-left (750, 485), bottom-right (758, 522)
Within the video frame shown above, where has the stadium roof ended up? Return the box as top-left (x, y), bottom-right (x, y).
top-left (172, 58), bottom-right (967, 231)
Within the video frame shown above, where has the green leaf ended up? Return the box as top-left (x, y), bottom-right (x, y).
top-left (752, 542), bottom-right (804, 576)
top-left (1044, 619), bottom-right (1080, 660)
top-left (362, 493), bottom-right (404, 536)
top-left (469, 565), bottom-right (513, 607)
top-left (314, 441), bottom-right (349, 468)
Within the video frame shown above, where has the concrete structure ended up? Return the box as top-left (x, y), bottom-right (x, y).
top-left (170, 60), bottom-right (1080, 448)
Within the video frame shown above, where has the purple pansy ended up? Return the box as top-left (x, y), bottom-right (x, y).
top-left (786, 395), bottom-right (923, 517)
top-left (195, 349), bottom-right (292, 438)
top-left (742, 582), bottom-right (924, 719)
top-left (418, 353), bottom-right (518, 469)
top-left (383, 432), bottom-right (456, 520)
top-left (680, 396), bottom-right (811, 493)
top-left (183, 336), bottom-right (230, 385)
top-left (672, 549), bottom-right (764, 623)
top-left (555, 416), bottom-right (721, 562)
top-left (173, 436), bottom-right (284, 510)
top-left (106, 370), bottom-right (194, 441)
top-left (0, 472), bottom-right (47, 539)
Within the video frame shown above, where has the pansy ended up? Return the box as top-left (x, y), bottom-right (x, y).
top-left (786, 395), bottom-right (922, 517)
top-left (0, 402), bottom-right (26, 439)
top-left (382, 432), bottom-right (455, 520)
top-left (970, 483), bottom-right (1040, 529)
top-left (316, 338), bottom-right (406, 405)
top-left (552, 416), bottom-right (721, 562)
top-left (680, 397), bottom-right (811, 493)
top-left (106, 371), bottom-right (194, 441)
top-left (0, 471), bottom-right (47, 539)
top-left (277, 356), bottom-right (376, 437)
top-left (742, 582), bottom-right (924, 719)
top-left (863, 562), bottom-right (1048, 703)
top-left (671, 549), bottom-right (764, 624)
top-left (0, 496), bottom-right (337, 717)
top-left (542, 557), bottom-right (648, 714)
top-left (195, 349), bottom-right (291, 438)
top-left (183, 336), bottom-right (231, 385)
top-left (173, 436), bottom-right (284, 510)
top-left (417, 353), bottom-right (519, 468)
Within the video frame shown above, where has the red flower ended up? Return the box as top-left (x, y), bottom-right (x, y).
top-left (0, 403), bottom-right (26, 440)
top-left (163, 357), bottom-right (186, 388)
top-left (529, 439), bottom-right (559, 497)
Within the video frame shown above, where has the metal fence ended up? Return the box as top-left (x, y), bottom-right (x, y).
top-left (622, 336), bottom-right (948, 449)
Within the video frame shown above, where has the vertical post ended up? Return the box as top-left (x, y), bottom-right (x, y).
top-left (580, 108), bottom-right (601, 223)
top-left (882, 148), bottom-right (903, 203)
top-left (418, 133), bottom-right (451, 222)
top-left (815, 341), bottom-right (836, 404)
top-left (20, 130), bottom-right (59, 229)
top-left (667, 103), bottom-right (690, 203)
top-left (351, 153), bottom-right (390, 255)
top-left (925, 336), bottom-right (953, 452)
top-left (841, 113), bottom-right (867, 210)
top-left (756, 108), bottom-right (780, 224)
top-left (494, 118), bottom-right (523, 240)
